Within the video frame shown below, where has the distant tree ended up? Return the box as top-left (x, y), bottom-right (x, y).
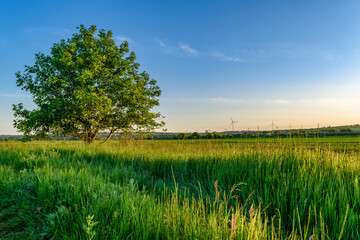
top-left (191, 132), bottom-right (201, 139)
top-left (265, 132), bottom-right (272, 137)
top-left (175, 133), bottom-right (186, 140)
top-left (13, 25), bottom-right (164, 143)
top-left (204, 132), bottom-right (214, 139)
top-left (213, 132), bottom-right (222, 139)
top-left (227, 134), bottom-right (234, 138)
top-left (340, 128), bottom-right (352, 133)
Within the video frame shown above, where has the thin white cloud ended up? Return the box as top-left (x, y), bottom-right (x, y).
top-left (51, 28), bottom-right (70, 35)
top-left (241, 42), bottom-right (344, 63)
top-left (265, 42), bottom-right (313, 58)
top-left (0, 93), bottom-right (31, 98)
top-left (165, 97), bottom-right (291, 106)
top-left (296, 98), bottom-right (359, 107)
top-left (23, 27), bottom-right (71, 35)
top-left (241, 49), bottom-right (265, 57)
top-left (164, 97), bottom-right (360, 107)
top-left (239, 43), bottom-right (316, 60)
top-left (178, 42), bottom-right (199, 55)
top-left (156, 39), bottom-right (242, 62)
top-left (157, 39), bottom-right (166, 48)
top-left (266, 99), bottom-right (292, 105)
top-left (207, 98), bottom-right (244, 104)
top-left (155, 39), bottom-right (176, 54)
top-left (211, 51), bottom-right (242, 62)
top-left (114, 35), bottom-right (134, 44)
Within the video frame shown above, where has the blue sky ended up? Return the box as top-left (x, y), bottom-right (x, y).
top-left (1, 0), bottom-right (360, 134)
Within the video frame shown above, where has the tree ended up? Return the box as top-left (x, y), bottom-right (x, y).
top-left (204, 132), bottom-right (214, 139)
top-left (13, 25), bottom-right (164, 143)
top-left (175, 133), bottom-right (186, 140)
top-left (212, 132), bottom-right (222, 139)
top-left (191, 132), bottom-right (201, 139)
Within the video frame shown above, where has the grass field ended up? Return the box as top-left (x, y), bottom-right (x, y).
top-left (1, 137), bottom-right (360, 239)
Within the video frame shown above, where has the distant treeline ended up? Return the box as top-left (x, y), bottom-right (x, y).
top-left (173, 131), bottom-right (229, 139)
top-left (171, 128), bottom-right (359, 140)
top-left (1, 127), bottom-right (359, 141)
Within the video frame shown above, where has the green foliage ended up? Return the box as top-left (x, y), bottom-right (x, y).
top-left (174, 133), bottom-right (185, 140)
top-left (13, 25), bottom-right (164, 143)
top-left (190, 132), bottom-right (201, 139)
top-left (83, 215), bottom-right (99, 240)
top-left (174, 132), bottom-right (225, 140)
top-left (213, 132), bottom-right (222, 139)
top-left (204, 132), bottom-right (214, 139)
top-left (341, 128), bottom-right (353, 133)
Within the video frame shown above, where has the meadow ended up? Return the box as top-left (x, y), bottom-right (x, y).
top-left (0, 137), bottom-right (359, 239)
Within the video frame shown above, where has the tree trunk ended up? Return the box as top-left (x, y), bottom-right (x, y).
top-left (101, 128), bottom-right (116, 144)
top-left (90, 131), bottom-right (98, 143)
top-left (83, 130), bottom-right (98, 144)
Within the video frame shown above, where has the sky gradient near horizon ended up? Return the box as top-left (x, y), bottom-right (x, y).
top-left (1, 0), bottom-right (360, 134)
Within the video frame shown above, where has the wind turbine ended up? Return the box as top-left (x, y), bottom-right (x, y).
top-left (230, 118), bottom-right (238, 131)
top-left (270, 121), bottom-right (276, 131)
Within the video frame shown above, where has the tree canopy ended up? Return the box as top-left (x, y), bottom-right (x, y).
top-left (13, 25), bottom-right (164, 143)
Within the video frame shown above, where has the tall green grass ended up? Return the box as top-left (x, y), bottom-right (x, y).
top-left (0, 138), bottom-right (359, 239)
